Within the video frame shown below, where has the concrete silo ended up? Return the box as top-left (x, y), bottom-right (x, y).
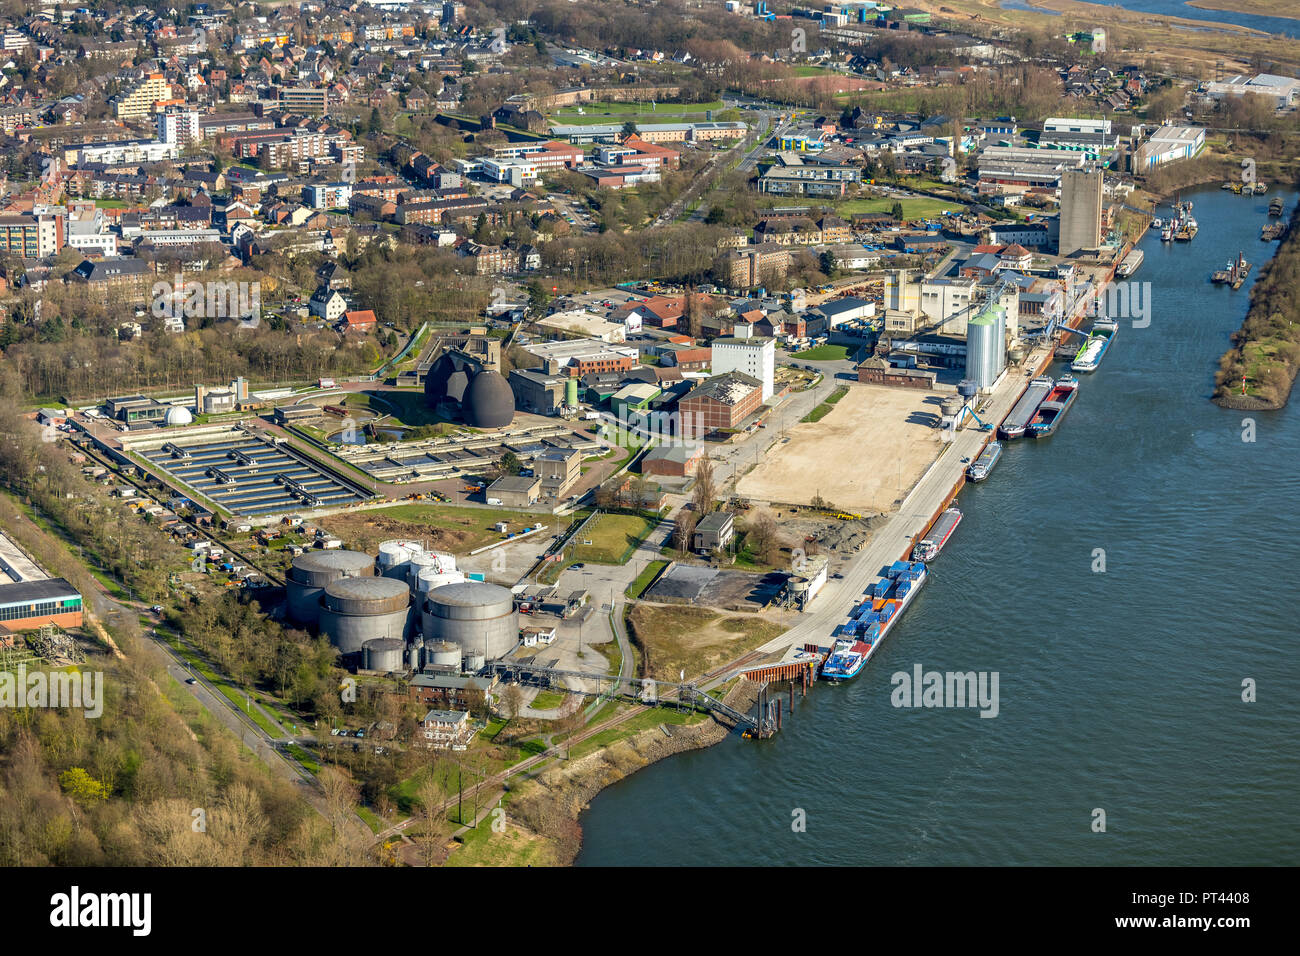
top-left (318, 576), bottom-right (411, 655)
top-left (363, 638), bottom-right (406, 673)
top-left (422, 581), bottom-right (517, 661)
top-left (286, 550), bottom-right (374, 628)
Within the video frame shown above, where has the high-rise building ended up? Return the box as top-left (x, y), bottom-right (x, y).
top-left (711, 336), bottom-right (775, 401)
top-left (157, 109), bottom-right (201, 147)
top-left (1058, 168), bottom-right (1102, 257)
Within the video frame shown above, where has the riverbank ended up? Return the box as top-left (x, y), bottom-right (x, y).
top-left (505, 679), bottom-right (762, 864)
top-left (1212, 202), bottom-right (1300, 409)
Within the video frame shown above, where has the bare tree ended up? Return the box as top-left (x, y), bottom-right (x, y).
top-left (415, 775), bottom-right (446, 867)
top-left (500, 683), bottom-right (524, 721)
top-left (692, 457), bottom-right (716, 515)
top-left (674, 510), bottom-right (699, 558)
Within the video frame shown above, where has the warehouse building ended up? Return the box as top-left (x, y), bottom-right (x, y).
top-left (1132, 125), bottom-right (1205, 172)
top-left (0, 579), bottom-right (84, 632)
top-left (678, 372), bottom-right (763, 431)
top-left (711, 336), bottom-right (774, 401)
top-left (485, 475), bottom-right (542, 507)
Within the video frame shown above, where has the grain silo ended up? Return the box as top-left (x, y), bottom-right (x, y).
top-left (286, 550), bottom-right (374, 627)
top-left (363, 638), bottom-right (406, 673)
top-left (964, 301), bottom-right (1006, 390)
top-left (422, 581), bottom-right (517, 660)
top-left (318, 576), bottom-right (411, 655)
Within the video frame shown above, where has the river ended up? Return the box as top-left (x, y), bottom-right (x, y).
top-left (1000, 0), bottom-right (1299, 38)
top-left (575, 186), bottom-right (1300, 866)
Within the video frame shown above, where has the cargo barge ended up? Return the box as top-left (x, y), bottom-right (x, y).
top-left (966, 441), bottom-right (1002, 482)
top-left (1211, 252), bottom-right (1251, 290)
top-left (1070, 319), bottom-right (1118, 373)
top-left (1117, 248), bottom-right (1144, 277)
top-left (998, 376), bottom-right (1054, 440)
top-left (1269, 197), bottom-right (1285, 217)
top-left (1027, 376), bottom-right (1079, 438)
top-left (821, 562), bottom-right (927, 682)
top-left (911, 506), bottom-right (962, 562)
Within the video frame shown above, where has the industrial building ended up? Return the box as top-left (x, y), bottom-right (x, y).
top-left (678, 372), bottom-right (764, 431)
top-left (711, 337), bottom-right (775, 402)
top-left (0, 531), bottom-right (82, 633)
top-left (1132, 125), bottom-right (1205, 172)
top-left (693, 512), bottom-right (735, 553)
top-left (484, 474), bottom-right (542, 507)
top-left (1058, 168), bottom-right (1103, 257)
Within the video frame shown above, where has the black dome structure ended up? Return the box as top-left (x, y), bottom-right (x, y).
top-left (424, 349), bottom-right (515, 429)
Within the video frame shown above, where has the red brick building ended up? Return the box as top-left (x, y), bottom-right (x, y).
top-left (678, 371), bottom-right (763, 430)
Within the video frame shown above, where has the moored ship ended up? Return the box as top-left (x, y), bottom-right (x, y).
top-left (911, 507), bottom-right (962, 562)
top-left (998, 376), bottom-right (1054, 440)
top-left (966, 441), bottom-right (1003, 482)
top-left (1117, 248), bottom-right (1144, 277)
top-left (821, 562), bottom-right (927, 682)
top-left (1027, 376), bottom-right (1079, 438)
top-left (1070, 319), bottom-right (1118, 373)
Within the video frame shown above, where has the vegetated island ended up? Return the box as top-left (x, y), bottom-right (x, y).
top-left (1213, 202), bottom-right (1300, 410)
top-left (1187, 0), bottom-right (1300, 23)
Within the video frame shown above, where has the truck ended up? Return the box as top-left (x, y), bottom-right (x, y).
top-left (318, 378), bottom-right (335, 389)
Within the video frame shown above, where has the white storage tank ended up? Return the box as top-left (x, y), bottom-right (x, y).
top-left (376, 540), bottom-right (419, 579)
top-left (418, 569), bottom-right (466, 637)
top-left (407, 550), bottom-right (438, 588)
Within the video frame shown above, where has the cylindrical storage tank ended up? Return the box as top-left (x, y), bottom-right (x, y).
top-left (406, 550), bottom-right (438, 588)
top-left (419, 569), bottom-right (467, 636)
top-left (957, 379), bottom-right (978, 399)
top-left (409, 636), bottom-right (424, 671)
top-left (464, 652), bottom-right (486, 674)
top-left (363, 637), bottom-right (405, 672)
top-left (318, 576), bottom-right (411, 655)
top-left (428, 550), bottom-right (456, 574)
top-left (376, 540), bottom-right (416, 579)
top-left (565, 377), bottom-right (578, 407)
top-left (425, 640), bottom-right (461, 670)
top-left (422, 581), bottom-right (518, 660)
top-left (286, 550), bottom-right (374, 627)
top-left (941, 394), bottom-right (963, 418)
top-left (965, 309), bottom-right (997, 390)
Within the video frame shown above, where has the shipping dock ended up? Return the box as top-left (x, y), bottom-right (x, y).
top-left (1211, 252), bottom-right (1252, 290)
top-left (998, 376), bottom-right (1055, 440)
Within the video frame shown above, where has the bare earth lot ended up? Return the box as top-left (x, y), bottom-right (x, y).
top-left (736, 383), bottom-right (943, 514)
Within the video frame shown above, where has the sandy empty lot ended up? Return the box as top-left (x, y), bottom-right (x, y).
top-left (737, 383), bottom-right (944, 513)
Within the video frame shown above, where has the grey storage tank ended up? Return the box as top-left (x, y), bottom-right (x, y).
top-left (363, 638), bottom-right (406, 673)
top-left (425, 640), bottom-right (462, 671)
top-left (286, 550), bottom-right (374, 627)
top-left (319, 576), bottom-right (411, 655)
top-left (422, 581), bottom-right (517, 660)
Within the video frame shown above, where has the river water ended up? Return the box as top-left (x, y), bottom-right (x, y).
top-left (1000, 0), bottom-right (1299, 38)
top-left (576, 187), bottom-right (1299, 866)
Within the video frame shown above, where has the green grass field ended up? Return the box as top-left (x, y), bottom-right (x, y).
top-left (553, 99), bottom-right (724, 117)
top-left (838, 197), bottom-right (964, 220)
top-left (792, 344), bottom-right (850, 361)
top-left (802, 386), bottom-right (850, 423)
top-left (570, 513), bottom-right (657, 565)
top-left (625, 559), bottom-right (669, 599)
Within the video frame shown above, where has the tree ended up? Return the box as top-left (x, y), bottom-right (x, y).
top-left (621, 120), bottom-right (639, 139)
top-left (498, 450), bottom-right (523, 475)
top-left (691, 456), bottom-right (716, 515)
top-left (500, 682), bottom-right (524, 720)
top-left (890, 201), bottom-right (905, 222)
top-left (58, 768), bottom-right (108, 805)
top-left (673, 510), bottom-right (698, 557)
top-left (747, 510), bottom-right (779, 565)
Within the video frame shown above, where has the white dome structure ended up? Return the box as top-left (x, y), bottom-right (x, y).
top-left (165, 406), bottom-right (194, 426)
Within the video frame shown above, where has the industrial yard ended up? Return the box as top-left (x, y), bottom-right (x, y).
top-left (736, 383), bottom-right (946, 513)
